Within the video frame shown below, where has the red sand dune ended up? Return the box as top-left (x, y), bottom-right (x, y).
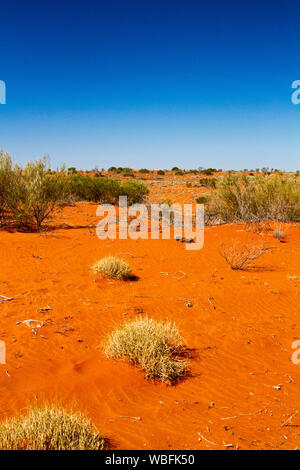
top-left (0, 195), bottom-right (300, 449)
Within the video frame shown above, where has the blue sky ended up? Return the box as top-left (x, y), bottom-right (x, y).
top-left (0, 0), bottom-right (299, 170)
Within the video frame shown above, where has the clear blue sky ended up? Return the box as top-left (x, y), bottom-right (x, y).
top-left (0, 0), bottom-right (299, 170)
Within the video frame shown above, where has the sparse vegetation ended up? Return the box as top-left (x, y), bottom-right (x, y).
top-left (0, 152), bottom-right (149, 231)
top-left (104, 317), bottom-right (189, 384)
top-left (207, 174), bottom-right (300, 223)
top-left (199, 177), bottom-right (217, 188)
top-left (199, 168), bottom-right (217, 176)
top-left (220, 241), bottom-right (271, 270)
top-left (92, 256), bottom-right (132, 280)
top-left (0, 404), bottom-right (107, 450)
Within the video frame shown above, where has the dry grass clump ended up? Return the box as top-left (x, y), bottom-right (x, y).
top-left (0, 404), bottom-right (107, 450)
top-left (92, 256), bottom-right (132, 280)
top-left (220, 241), bottom-right (271, 271)
top-left (273, 225), bottom-right (286, 241)
top-left (104, 317), bottom-right (189, 384)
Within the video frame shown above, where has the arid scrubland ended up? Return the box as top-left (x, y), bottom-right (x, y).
top-left (0, 158), bottom-right (299, 449)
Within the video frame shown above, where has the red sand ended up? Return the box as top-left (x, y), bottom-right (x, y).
top-left (0, 187), bottom-right (300, 449)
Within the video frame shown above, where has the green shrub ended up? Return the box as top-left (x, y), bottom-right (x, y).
top-left (196, 196), bottom-right (210, 204)
top-left (0, 151), bottom-right (20, 224)
top-left (199, 177), bottom-right (217, 188)
top-left (157, 170), bottom-right (165, 175)
top-left (208, 174), bottom-right (300, 222)
top-left (120, 180), bottom-right (149, 204)
top-left (139, 168), bottom-right (150, 173)
top-left (199, 168), bottom-right (217, 176)
top-left (67, 167), bottom-right (77, 174)
top-left (9, 158), bottom-right (66, 231)
top-left (66, 174), bottom-right (120, 203)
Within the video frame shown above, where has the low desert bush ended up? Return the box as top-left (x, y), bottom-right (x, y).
top-left (199, 168), bottom-right (217, 176)
top-left (104, 317), bottom-right (189, 384)
top-left (196, 196), bottom-right (210, 204)
top-left (92, 256), bottom-right (132, 280)
top-left (220, 241), bottom-right (271, 270)
top-left (207, 174), bottom-right (300, 223)
top-left (157, 169), bottom-right (165, 175)
top-left (0, 404), bottom-right (107, 450)
top-left (66, 174), bottom-right (121, 203)
top-left (66, 174), bottom-right (148, 205)
top-left (0, 154), bottom-right (66, 231)
top-left (120, 180), bottom-right (149, 204)
top-left (11, 159), bottom-right (67, 231)
top-left (199, 177), bottom-right (217, 188)
top-left (273, 225), bottom-right (286, 241)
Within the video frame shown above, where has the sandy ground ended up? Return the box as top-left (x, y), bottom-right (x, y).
top-left (0, 175), bottom-right (300, 450)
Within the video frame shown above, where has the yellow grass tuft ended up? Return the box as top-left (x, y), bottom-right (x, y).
top-left (92, 256), bottom-right (132, 280)
top-left (0, 404), bottom-right (107, 450)
top-left (104, 316), bottom-right (189, 384)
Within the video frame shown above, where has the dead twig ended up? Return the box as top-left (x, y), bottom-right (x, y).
top-left (120, 416), bottom-right (142, 421)
top-left (197, 431), bottom-right (217, 446)
top-left (281, 412), bottom-right (298, 427)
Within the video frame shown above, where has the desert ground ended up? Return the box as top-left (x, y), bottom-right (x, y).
top-left (0, 170), bottom-right (300, 450)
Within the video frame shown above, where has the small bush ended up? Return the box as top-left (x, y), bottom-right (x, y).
top-left (199, 168), bottom-right (217, 176)
top-left (67, 167), bottom-right (77, 174)
top-left (157, 170), bottom-right (165, 175)
top-left (10, 158), bottom-right (67, 231)
top-left (104, 317), bottom-right (189, 384)
top-left (0, 404), bottom-right (107, 450)
top-left (120, 180), bottom-right (149, 204)
top-left (66, 174), bottom-right (120, 204)
top-left (139, 168), bottom-right (150, 174)
top-left (199, 177), bottom-right (217, 188)
top-left (220, 241), bottom-right (271, 270)
top-left (273, 226), bottom-right (286, 241)
top-left (92, 256), bottom-right (132, 280)
top-left (196, 196), bottom-right (210, 204)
